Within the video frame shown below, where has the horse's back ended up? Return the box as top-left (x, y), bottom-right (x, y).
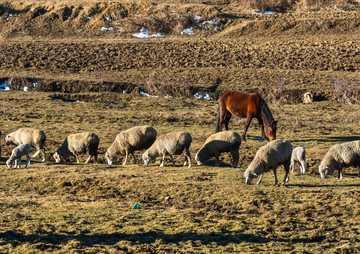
top-left (219, 90), bottom-right (261, 115)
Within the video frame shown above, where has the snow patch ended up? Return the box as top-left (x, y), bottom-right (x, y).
top-left (23, 86), bottom-right (28, 92)
top-left (101, 26), bottom-right (114, 31)
top-left (181, 27), bottom-right (195, 35)
top-left (194, 92), bottom-right (212, 100)
top-left (132, 27), bottom-right (165, 38)
top-left (253, 11), bottom-right (277, 15)
top-left (140, 90), bottom-right (158, 98)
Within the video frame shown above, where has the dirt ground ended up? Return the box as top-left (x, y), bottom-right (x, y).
top-left (0, 0), bottom-right (360, 253)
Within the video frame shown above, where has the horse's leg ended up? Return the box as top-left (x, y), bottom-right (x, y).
top-left (257, 117), bottom-right (266, 140)
top-left (223, 112), bottom-right (232, 131)
top-left (216, 101), bottom-right (227, 132)
top-left (242, 115), bottom-right (253, 141)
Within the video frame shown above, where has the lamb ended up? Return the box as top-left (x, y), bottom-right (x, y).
top-left (244, 139), bottom-right (292, 185)
top-left (319, 140), bottom-right (360, 179)
top-left (142, 131), bottom-right (192, 167)
top-left (291, 146), bottom-right (306, 174)
top-left (53, 132), bottom-right (99, 164)
top-left (105, 126), bottom-right (157, 165)
top-left (5, 128), bottom-right (46, 161)
top-left (6, 143), bottom-right (31, 169)
top-left (195, 131), bottom-right (241, 168)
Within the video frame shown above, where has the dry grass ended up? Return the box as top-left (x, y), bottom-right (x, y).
top-left (0, 92), bottom-right (360, 253)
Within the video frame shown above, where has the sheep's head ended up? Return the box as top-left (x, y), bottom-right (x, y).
top-left (244, 169), bottom-right (257, 184)
top-left (265, 121), bottom-right (277, 141)
top-left (105, 152), bottom-right (114, 165)
top-left (53, 152), bottom-right (61, 163)
top-left (6, 158), bottom-right (13, 168)
top-left (194, 152), bottom-right (203, 165)
top-left (5, 134), bottom-right (13, 146)
top-left (319, 164), bottom-right (332, 178)
top-left (142, 151), bottom-right (150, 166)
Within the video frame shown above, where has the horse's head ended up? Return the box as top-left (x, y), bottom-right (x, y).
top-left (265, 120), bottom-right (277, 141)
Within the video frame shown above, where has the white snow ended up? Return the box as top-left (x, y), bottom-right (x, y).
top-left (181, 27), bottom-right (195, 35)
top-left (87, 16), bottom-right (92, 20)
top-left (105, 16), bottom-right (112, 21)
top-left (33, 82), bottom-right (38, 88)
top-left (132, 27), bottom-right (165, 38)
top-left (194, 92), bottom-right (211, 100)
top-left (253, 11), bottom-right (277, 15)
top-left (23, 86), bottom-right (28, 92)
top-left (140, 90), bottom-right (158, 98)
top-left (101, 26), bottom-right (114, 31)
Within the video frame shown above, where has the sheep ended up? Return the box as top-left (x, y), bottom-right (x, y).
top-left (319, 140), bottom-right (360, 179)
top-left (291, 146), bottom-right (306, 174)
top-left (5, 128), bottom-right (46, 161)
top-left (303, 92), bottom-right (313, 104)
top-left (244, 139), bottom-right (292, 185)
top-left (195, 131), bottom-right (241, 168)
top-left (53, 132), bottom-right (99, 164)
top-left (142, 131), bottom-right (192, 167)
top-left (105, 126), bottom-right (157, 165)
top-left (6, 143), bottom-right (31, 169)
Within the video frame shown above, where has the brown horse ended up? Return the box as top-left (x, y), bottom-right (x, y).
top-left (216, 90), bottom-right (277, 141)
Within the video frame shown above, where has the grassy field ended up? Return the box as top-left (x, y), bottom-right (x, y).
top-left (1, 0), bottom-right (360, 253)
top-left (0, 91), bottom-right (360, 253)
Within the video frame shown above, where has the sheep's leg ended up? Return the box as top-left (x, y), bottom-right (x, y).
top-left (25, 154), bottom-right (31, 168)
top-left (160, 154), bottom-right (166, 167)
top-left (358, 168), bottom-right (360, 178)
top-left (123, 151), bottom-right (129, 165)
top-left (17, 158), bottom-right (22, 169)
top-left (282, 161), bottom-right (291, 184)
top-left (32, 150), bottom-right (40, 158)
top-left (273, 168), bottom-right (279, 185)
top-left (85, 155), bottom-right (91, 164)
top-left (184, 149), bottom-right (191, 168)
top-left (337, 170), bottom-right (343, 180)
top-left (300, 161), bottom-right (306, 174)
top-left (41, 148), bottom-right (46, 162)
top-left (290, 160), bottom-right (295, 172)
top-left (132, 153), bottom-right (137, 164)
top-left (94, 153), bottom-right (98, 164)
top-left (256, 174), bottom-right (264, 185)
top-left (231, 150), bottom-right (239, 168)
top-left (14, 159), bottom-right (19, 168)
top-left (74, 154), bottom-right (80, 164)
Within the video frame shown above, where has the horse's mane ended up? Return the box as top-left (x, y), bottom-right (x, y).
top-left (257, 93), bottom-right (274, 125)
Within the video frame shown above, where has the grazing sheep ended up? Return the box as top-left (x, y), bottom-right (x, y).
top-left (303, 92), bottom-right (313, 104)
top-left (105, 126), bottom-right (157, 165)
top-left (319, 140), bottom-right (360, 179)
top-left (143, 131), bottom-right (192, 167)
top-left (291, 146), bottom-right (306, 174)
top-left (5, 128), bottom-right (46, 161)
top-left (6, 143), bottom-right (31, 169)
top-left (195, 131), bottom-right (241, 168)
top-left (53, 132), bottom-right (99, 164)
top-left (244, 139), bottom-right (292, 185)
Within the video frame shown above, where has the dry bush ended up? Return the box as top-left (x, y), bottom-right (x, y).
top-left (332, 78), bottom-right (360, 104)
top-left (235, 0), bottom-right (296, 12)
top-left (144, 68), bottom-right (196, 98)
top-left (294, 0), bottom-right (359, 11)
top-left (8, 75), bottom-right (32, 91)
top-left (270, 76), bottom-right (286, 103)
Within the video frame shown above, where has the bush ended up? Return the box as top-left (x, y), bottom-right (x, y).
top-left (332, 78), bottom-right (360, 104)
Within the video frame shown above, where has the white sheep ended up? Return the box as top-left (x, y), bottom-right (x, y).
top-left (105, 126), bottom-right (157, 165)
top-left (6, 143), bottom-right (31, 169)
top-left (142, 131), bottom-right (192, 167)
top-left (195, 131), bottom-right (241, 168)
top-left (319, 140), bottom-right (360, 179)
top-left (291, 146), bottom-right (306, 174)
top-left (5, 128), bottom-right (46, 161)
top-left (53, 132), bottom-right (100, 164)
top-left (244, 139), bottom-right (292, 185)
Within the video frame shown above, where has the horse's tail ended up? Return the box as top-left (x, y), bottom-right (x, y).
top-left (215, 102), bottom-right (221, 132)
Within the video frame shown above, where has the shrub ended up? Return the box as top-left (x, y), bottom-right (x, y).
top-left (332, 78), bottom-right (360, 104)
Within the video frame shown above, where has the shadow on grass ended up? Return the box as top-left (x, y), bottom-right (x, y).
top-left (0, 230), bottom-right (325, 246)
top-left (294, 136), bottom-right (360, 143)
